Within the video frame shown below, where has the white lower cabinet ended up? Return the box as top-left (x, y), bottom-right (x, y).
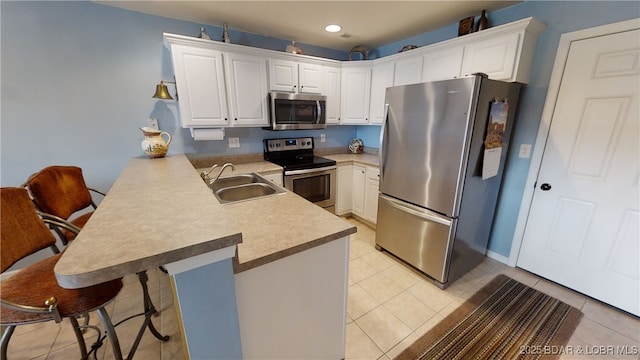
top-left (336, 163), bottom-right (379, 224)
top-left (234, 237), bottom-right (349, 359)
top-left (351, 165), bottom-right (366, 216)
top-left (363, 167), bottom-right (380, 223)
top-left (335, 165), bottom-right (352, 215)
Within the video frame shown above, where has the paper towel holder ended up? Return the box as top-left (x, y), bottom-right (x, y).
top-left (190, 128), bottom-right (225, 141)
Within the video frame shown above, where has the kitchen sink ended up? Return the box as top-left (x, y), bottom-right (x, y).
top-left (210, 173), bottom-right (264, 191)
top-left (210, 173), bottom-right (285, 204)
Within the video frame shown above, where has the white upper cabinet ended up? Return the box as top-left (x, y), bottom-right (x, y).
top-left (422, 46), bottom-right (464, 82)
top-left (324, 65), bottom-right (341, 124)
top-left (168, 44), bottom-right (229, 127)
top-left (268, 59), bottom-right (297, 92)
top-left (393, 56), bottom-right (423, 86)
top-left (459, 18), bottom-right (546, 83)
top-left (225, 53), bottom-right (269, 127)
top-left (268, 59), bottom-right (324, 94)
top-left (298, 62), bottom-right (324, 94)
top-left (340, 63), bottom-right (371, 125)
top-left (369, 60), bottom-right (395, 124)
top-left (163, 17), bottom-right (545, 130)
top-left (460, 32), bottom-right (519, 81)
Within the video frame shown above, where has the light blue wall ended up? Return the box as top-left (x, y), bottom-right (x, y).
top-left (1, 1), bottom-right (351, 192)
top-left (357, 1), bottom-right (639, 257)
top-left (2, 1), bottom-right (638, 259)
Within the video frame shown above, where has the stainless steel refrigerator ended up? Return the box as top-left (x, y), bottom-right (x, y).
top-left (375, 74), bottom-right (521, 288)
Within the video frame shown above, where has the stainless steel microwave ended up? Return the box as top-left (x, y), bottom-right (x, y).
top-left (267, 92), bottom-right (327, 130)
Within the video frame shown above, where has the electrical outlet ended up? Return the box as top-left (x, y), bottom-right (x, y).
top-left (228, 137), bottom-right (240, 148)
top-left (320, 134), bottom-right (326, 143)
top-left (148, 118), bottom-right (159, 130)
top-left (519, 144), bottom-right (532, 159)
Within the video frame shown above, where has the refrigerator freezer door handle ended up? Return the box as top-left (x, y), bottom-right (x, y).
top-left (379, 104), bottom-right (390, 183)
top-left (381, 195), bottom-right (452, 226)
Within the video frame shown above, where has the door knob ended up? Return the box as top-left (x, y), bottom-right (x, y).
top-left (540, 183), bottom-right (552, 191)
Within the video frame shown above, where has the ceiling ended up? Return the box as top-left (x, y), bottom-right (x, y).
top-left (95, 1), bottom-right (521, 51)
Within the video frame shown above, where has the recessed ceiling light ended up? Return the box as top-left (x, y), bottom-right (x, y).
top-left (325, 24), bottom-right (342, 33)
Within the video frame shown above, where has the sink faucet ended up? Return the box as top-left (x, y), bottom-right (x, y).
top-left (210, 163), bottom-right (235, 185)
top-left (201, 164), bottom-right (219, 183)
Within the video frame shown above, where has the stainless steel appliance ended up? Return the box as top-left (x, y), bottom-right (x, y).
top-left (264, 137), bottom-right (336, 212)
top-left (267, 92), bottom-right (327, 130)
top-left (376, 75), bottom-right (522, 288)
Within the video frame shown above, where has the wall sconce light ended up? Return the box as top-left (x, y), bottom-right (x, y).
top-left (152, 79), bottom-right (177, 100)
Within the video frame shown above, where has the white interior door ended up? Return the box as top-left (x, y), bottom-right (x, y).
top-left (517, 28), bottom-right (639, 316)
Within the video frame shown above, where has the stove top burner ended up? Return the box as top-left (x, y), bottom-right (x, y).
top-left (263, 137), bottom-right (337, 172)
top-left (270, 155), bottom-right (336, 171)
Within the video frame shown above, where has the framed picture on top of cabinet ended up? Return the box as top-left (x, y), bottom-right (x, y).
top-left (458, 16), bottom-right (474, 36)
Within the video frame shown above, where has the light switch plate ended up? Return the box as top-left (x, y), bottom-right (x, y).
top-left (519, 144), bottom-right (532, 159)
top-left (148, 118), bottom-right (159, 130)
top-left (229, 137), bottom-right (240, 148)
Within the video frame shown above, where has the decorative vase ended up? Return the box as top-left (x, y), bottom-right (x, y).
top-left (475, 10), bottom-right (489, 31)
top-left (349, 138), bottom-right (364, 154)
top-left (140, 127), bottom-right (172, 158)
top-left (285, 41), bottom-right (303, 54)
top-left (222, 24), bottom-right (231, 43)
top-left (198, 27), bottom-right (211, 40)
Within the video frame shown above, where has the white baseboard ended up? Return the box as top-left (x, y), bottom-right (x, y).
top-left (486, 250), bottom-right (512, 266)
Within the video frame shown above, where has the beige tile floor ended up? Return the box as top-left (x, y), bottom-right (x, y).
top-left (5, 217), bottom-right (639, 359)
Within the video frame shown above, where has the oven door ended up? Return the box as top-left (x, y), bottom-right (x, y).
top-left (284, 166), bottom-right (336, 211)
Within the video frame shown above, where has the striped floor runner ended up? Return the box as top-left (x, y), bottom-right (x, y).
top-left (395, 274), bottom-right (583, 360)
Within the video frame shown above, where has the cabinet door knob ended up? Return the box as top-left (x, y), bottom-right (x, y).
top-left (234, 118), bottom-right (238, 121)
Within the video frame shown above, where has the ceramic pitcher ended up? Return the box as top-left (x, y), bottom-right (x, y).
top-left (140, 127), bottom-right (172, 158)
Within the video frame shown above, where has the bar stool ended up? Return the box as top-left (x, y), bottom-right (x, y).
top-left (23, 165), bottom-right (169, 357)
top-left (0, 187), bottom-right (124, 359)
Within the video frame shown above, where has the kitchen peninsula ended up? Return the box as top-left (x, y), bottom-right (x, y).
top-left (54, 154), bottom-right (356, 359)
